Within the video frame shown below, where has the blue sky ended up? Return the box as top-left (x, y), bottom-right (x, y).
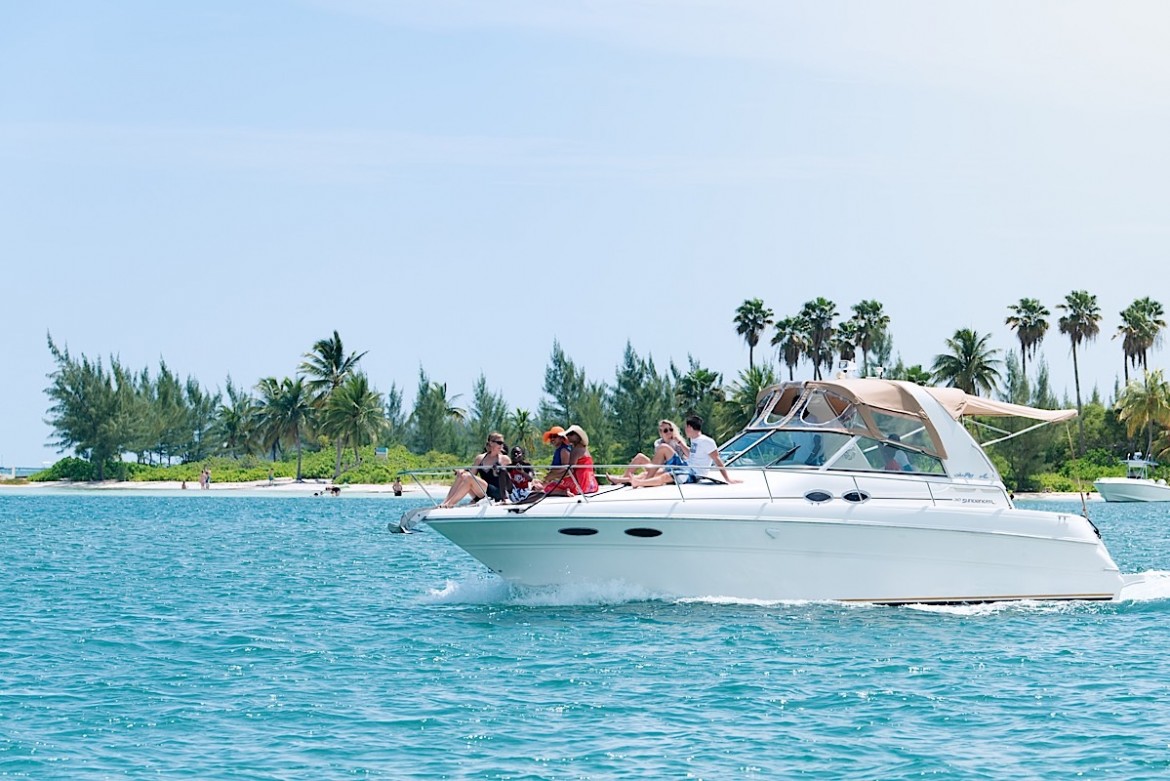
top-left (3, 1), bottom-right (1170, 467)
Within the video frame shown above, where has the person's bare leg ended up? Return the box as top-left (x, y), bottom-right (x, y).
top-left (610, 453), bottom-right (653, 483)
top-left (441, 471), bottom-right (477, 507)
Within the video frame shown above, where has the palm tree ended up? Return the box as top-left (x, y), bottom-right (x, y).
top-left (673, 358), bottom-right (724, 426)
top-left (1115, 297), bottom-right (1166, 382)
top-left (930, 328), bottom-right (1002, 396)
top-left (1057, 290), bottom-right (1101, 451)
top-left (770, 317), bottom-right (807, 381)
top-left (1005, 297), bottom-right (1050, 378)
top-left (798, 298), bottom-right (838, 380)
top-left (256, 376), bottom-right (314, 480)
top-left (214, 376), bottom-right (257, 458)
top-left (299, 331), bottom-right (368, 397)
top-left (299, 331), bottom-right (367, 476)
top-left (1116, 370), bottom-right (1170, 459)
top-left (409, 380), bottom-right (466, 454)
top-left (834, 319), bottom-right (859, 367)
top-left (506, 408), bottom-right (538, 457)
top-left (319, 373), bottom-right (385, 472)
top-left (902, 365), bottom-right (933, 385)
top-left (850, 300), bottom-right (890, 377)
top-left (734, 298), bottom-right (774, 370)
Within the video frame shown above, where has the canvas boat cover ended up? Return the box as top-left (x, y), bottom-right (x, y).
top-left (772, 379), bottom-right (1078, 424)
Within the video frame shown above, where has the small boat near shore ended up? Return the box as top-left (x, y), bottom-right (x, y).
top-left (400, 379), bottom-right (1124, 604)
top-left (1094, 456), bottom-right (1170, 502)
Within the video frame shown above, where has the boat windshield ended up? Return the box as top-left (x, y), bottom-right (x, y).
top-left (751, 384), bottom-right (944, 460)
top-left (724, 430), bottom-right (946, 474)
top-left (724, 430), bottom-right (853, 468)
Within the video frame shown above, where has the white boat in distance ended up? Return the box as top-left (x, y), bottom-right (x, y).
top-left (404, 379), bottom-right (1124, 604)
top-left (1095, 455), bottom-right (1170, 502)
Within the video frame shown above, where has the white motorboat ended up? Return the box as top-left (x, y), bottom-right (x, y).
top-left (1094, 455), bottom-right (1170, 502)
top-left (403, 379), bottom-right (1124, 604)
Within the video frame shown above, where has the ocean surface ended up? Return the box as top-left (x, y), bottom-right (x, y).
top-left (4, 492), bottom-right (1170, 780)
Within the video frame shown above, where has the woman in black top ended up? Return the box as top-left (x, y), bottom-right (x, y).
top-left (438, 433), bottom-right (512, 508)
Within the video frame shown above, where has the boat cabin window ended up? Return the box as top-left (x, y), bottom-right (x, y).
top-left (867, 410), bottom-right (940, 458)
top-left (755, 386), bottom-right (803, 426)
top-left (757, 388), bottom-right (869, 434)
top-left (828, 436), bottom-right (946, 475)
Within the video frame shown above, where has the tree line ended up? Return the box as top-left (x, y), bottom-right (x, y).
top-left (732, 291), bottom-right (1168, 457)
top-left (41, 288), bottom-right (1170, 487)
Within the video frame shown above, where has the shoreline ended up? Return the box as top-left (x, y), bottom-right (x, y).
top-left (0, 477), bottom-right (449, 497)
top-left (0, 479), bottom-right (1096, 502)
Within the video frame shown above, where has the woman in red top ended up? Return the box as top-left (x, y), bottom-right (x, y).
top-left (543, 425), bottom-right (598, 496)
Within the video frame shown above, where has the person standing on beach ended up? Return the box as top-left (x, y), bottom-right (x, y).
top-left (392, 477), bottom-right (403, 496)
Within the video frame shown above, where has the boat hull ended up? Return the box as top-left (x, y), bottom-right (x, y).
top-left (1094, 477), bottom-right (1170, 502)
top-left (423, 488), bottom-right (1122, 603)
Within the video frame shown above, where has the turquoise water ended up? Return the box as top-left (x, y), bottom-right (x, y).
top-left (4, 493), bottom-right (1170, 779)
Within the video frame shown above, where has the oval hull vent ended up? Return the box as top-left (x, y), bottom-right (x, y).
top-left (624, 528), bottom-right (663, 538)
top-left (842, 490), bottom-right (870, 503)
top-left (804, 490), bottom-right (832, 504)
top-left (558, 527), bottom-right (599, 536)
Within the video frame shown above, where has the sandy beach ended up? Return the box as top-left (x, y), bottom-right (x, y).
top-left (0, 477), bottom-right (450, 498)
top-left (0, 478), bottom-right (1097, 502)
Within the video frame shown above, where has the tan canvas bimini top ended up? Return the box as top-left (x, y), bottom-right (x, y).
top-left (784, 379), bottom-right (1078, 423)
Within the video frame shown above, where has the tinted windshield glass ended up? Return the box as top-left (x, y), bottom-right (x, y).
top-left (720, 431), bottom-right (769, 464)
top-left (828, 436), bottom-right (946, 474)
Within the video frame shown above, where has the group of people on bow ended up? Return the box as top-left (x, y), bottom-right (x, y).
top-left (437, 414), bottom-right (736, 509)
top-left (437, 424), bottom-right (597, 509)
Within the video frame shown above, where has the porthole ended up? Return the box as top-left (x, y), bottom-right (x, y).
top-left (842, 490), bottom-right (870, 503)
top-left (804, 490), bottom-right (833, 504)
top-left (624, 528), bottom-right (663, 538)
top-left (558, 527), bottom-right (599, 536)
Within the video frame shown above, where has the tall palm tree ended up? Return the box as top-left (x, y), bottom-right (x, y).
top-left (254, 377), bottom-right (284, 461)
top-left (1115, 297), bottom-right (1166, 382)
top-left (770, 316), bottom-right (807, 381)
top-left (299, 331), bottom-right (367, 477)
top-left (798, 298), bottom-right (838, 380)
top-left (299, 331), bottom-right (368, 397)
top-left (930, 328), bottom-right (1002, 396)
top-left (256, 376), bottom-right (314, 481)
top-left (850, 300), bottom-right (890, 377)
top-left (1005, 297), bottom-right (1050, 378)
top-left (834, 319), bottom-right (859, 367)
top-left (319, 373), bottom-right (385, 472)
top-left (734, 298), bottom-right (774, 370)
top-left (1116, 370), bottom-right (1170, 459)
top-left (1057, 290), bottom-right (1101, 451)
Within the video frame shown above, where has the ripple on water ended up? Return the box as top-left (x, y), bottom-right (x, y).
top-left (4, 494), bottom-right (1170, 779)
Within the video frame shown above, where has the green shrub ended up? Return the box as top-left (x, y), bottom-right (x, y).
top-left (31, 457), bottom-right (96, 481)
top-left (1030, 472), bottom-right (1096, 494)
